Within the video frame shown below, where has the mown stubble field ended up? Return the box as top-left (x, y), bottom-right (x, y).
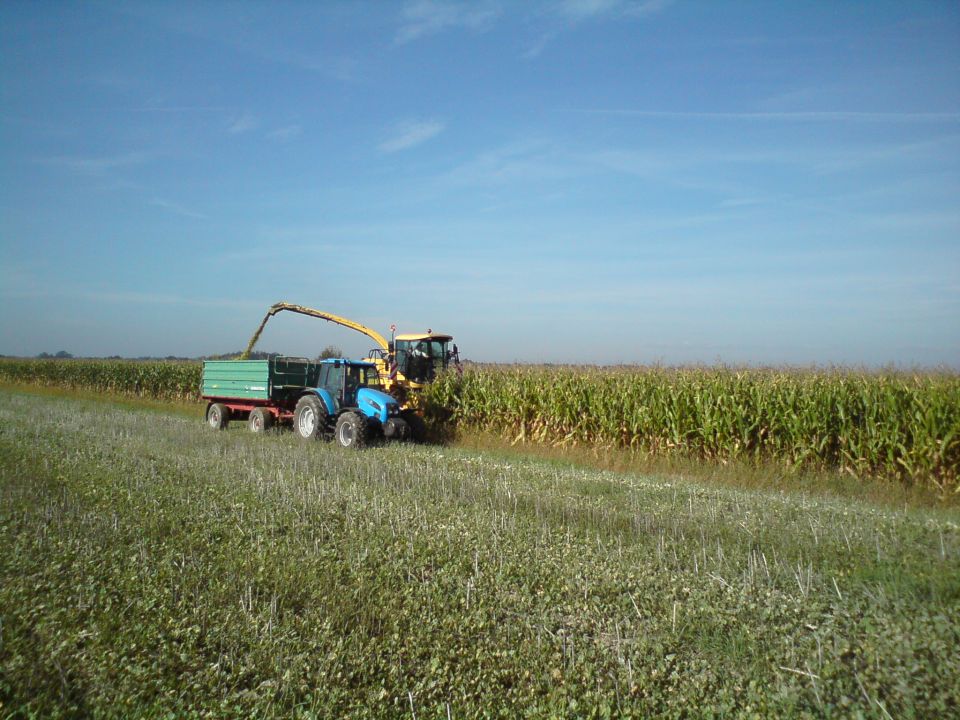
top-left (1, 390), bottom-right (958, 718)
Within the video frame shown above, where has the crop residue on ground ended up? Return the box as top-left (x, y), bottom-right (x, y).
top-left (0, 390), bottom-right (958, 717)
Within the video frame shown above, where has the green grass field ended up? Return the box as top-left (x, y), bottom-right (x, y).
top-left (1, 389), bottom-right (958, 718)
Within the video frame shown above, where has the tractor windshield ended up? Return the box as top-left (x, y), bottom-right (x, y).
top-left (356, 365), bottom-right (381, 388)
top-left (395, 339), bottom-right (449, 383)
top-left (324, 363), bottom-right (382, 407)
top-left (343, 364), bottom-right (382, 405)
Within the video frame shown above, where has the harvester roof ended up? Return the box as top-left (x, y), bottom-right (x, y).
top-left (395, 332), bottom-right (453, 342)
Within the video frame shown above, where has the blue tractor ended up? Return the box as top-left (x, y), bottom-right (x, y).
top-left (292, 359), bottom-right (410, 448)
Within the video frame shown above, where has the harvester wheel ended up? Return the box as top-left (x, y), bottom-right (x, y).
top-left (294, 395), bottom-right (326, 440)
top-left (206, 403), bottom-right (230, 430)
top-left (402, 410), bottom-right (427, 443)
top-left (248, 407), bottom-right (273, 434)
top-left (335, 412), bottom-right (368, 449)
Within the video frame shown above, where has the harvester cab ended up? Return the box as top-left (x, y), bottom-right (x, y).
top-left (391, 333), bottom-right (456, 386)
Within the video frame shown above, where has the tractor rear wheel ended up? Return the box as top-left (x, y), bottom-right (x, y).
top-left (248, 407), bottom-right (273, 433)
top-left (207, 403), bottom-right (230, 430)
top-left (335, 412), bottom-right (368, 449)
top-left (294, 395), bottom-right (326, 440)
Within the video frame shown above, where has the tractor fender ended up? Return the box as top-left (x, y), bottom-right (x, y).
top-left (302, 388), bottom-right (338, 416)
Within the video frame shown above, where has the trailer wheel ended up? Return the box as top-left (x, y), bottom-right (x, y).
top-left (335, 412), bottom-right (368, 449)
top-left (207, 403), bottom-right (230, 430)
top-left (248, 407), bottom-right (273, 434)
top-left (294, 395), bottom-right (326, 440)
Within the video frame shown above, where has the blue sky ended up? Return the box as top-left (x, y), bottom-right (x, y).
top-left (2, 1), bottom-right (958, 365)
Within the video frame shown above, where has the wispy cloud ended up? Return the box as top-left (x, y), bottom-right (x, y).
top-left (396, 1), bottom-right (500, 44)
top-left (557, 0), bottom-right (671, 21)
top-left (72, 290), bottom-right (257, 309)
top-left (569, 109), bottom-right (960, 123)
top-left (379, 119), bottom-right (446, 152)
top-left (0, 269), bottom-right (253, 310)
top-left (623, 0), bottom-right (672, 18)
top-left (36, 151), bottom-right (155, 175)
top-left (227, 111), bottom-right (259, 134)
top-left (440, 140), bottom-right (577, 185)
top-left (527, 0), bottom-right (671, 57)
top-left (232, 117), bottom-right (304, 142)
top-left (148, 197), bottom-right (207, 220)
top-left (556, 0), bottom-right (621, 21)
top-left (267, 124), bottom-right (303, 142)
top-left (115, 104), bottom-right (232, 114)
top-left (109, 5), bottom-right (360, 82)
top-left (215, 242), bottom-right (338, 263)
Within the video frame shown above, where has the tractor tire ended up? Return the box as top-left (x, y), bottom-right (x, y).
top-left (383, 417), bottom-right (411, 441)
top-left (207, 403), bottom-right (230, 430)
top-left (402, 410), bottom-right (427, 443)
top-left (294, 395), bottom-right (326, 440)
top-left (335, 411), bottom-right (368, 449)
top-left (248, 407), bottom-right (273, 434)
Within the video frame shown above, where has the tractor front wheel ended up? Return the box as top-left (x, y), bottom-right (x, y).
top-left (402, 410), bottom-right (427, 443)
top-left (335, 412), bottom-right (368, 449)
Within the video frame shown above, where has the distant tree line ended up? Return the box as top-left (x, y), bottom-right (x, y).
top-left (205, 345), bottom-right (343, 361)
top-left (16, 344), bottom-right (346, 362)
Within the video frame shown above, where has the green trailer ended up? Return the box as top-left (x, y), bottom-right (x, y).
top-left (202, 358), bottom-right (320, 403)
top-left (201, 357), bottom-right (322, 433)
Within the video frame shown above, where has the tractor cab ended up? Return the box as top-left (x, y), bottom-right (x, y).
top-left (317, 359), bottom-right (382, 408)
top-left (393, 333), bottom-right (456, 385)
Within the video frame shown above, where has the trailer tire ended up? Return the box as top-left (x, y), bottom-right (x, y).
top-left (248, 407), bottom-right (273, 434)
top-left (207, 403), bottom-right (230, 430)
top-left (335, 412), bottom-right (368, 449)
top-left (294, 395), bottom-right (326, 440)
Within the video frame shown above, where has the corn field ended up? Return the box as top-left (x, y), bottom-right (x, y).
top-left (424, 365), bottom-right (960, 495)
top-left (2, 359), bottom-right (958, 493)
top-left (0, 358), bottom-right (201, 402)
